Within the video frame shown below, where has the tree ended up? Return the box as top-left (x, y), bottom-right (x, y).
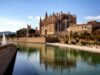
top-left (16, 28), bottom-right (36, 37)
top-left (28, 29), bottom-right (36, 37)
top-left (16, 28), bottom-right (27, 37)
top-left (72, 32), bottom-right (79, 39)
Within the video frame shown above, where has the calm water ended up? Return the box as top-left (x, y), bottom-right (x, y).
top-left (12, 42), bottom-right (100, 75)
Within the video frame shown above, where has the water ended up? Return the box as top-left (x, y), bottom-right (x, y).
top-left (1, 33), bottom-right (7, 45)
top-left (12, 42), bottom-right (100, 75)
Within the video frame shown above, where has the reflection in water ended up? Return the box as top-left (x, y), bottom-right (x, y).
top-left (13, 42), bottom-right (100, 75)
top-left (40, 46), bottom-right (76, 72)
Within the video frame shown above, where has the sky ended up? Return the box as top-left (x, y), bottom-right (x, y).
top-left (0, 0), bottom-right (100, 32)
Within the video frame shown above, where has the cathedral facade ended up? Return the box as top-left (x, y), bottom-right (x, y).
top-left (40, 12), bottom-right (76, 35)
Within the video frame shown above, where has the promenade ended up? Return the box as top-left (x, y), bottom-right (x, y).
top-left (0, 44), bottom-right (17, 75)
top-left (46, 43), bottom-right (100, 53)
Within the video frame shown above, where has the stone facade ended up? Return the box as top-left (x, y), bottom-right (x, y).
top-left (40, 12), bottom-right (76, 35)
top-left (67, 24), bottom-right (92, 33)
top-left (67, 21), bottom-right (100, 33)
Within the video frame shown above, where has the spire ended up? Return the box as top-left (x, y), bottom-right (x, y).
top-left (40, 17), bottom-right (41, 24)
top-left (61, 11), bottom-right (63, 14)
top-left (68, 12), bottom-right (70, 15)
top-left (39, 17), bottom-right (42, 34)
top-left (53, 12), bottom-right (55, 16)
top-left (45, 11), bottom-right (48, 18)
top-left (39, 17), bottom-right (42, 27)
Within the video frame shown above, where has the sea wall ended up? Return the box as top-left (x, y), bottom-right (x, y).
top-left (0, 44), bottom-right (17, 75)
top-left (7, 37), bottom-right (46, 43)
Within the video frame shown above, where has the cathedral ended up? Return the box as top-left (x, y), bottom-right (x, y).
top-left (40, 12), bottom-right (76, 35)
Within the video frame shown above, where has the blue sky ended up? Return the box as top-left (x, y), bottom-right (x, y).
top-left (0, 0), bottom-right (100, 32)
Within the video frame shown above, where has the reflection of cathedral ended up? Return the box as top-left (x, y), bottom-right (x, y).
top-left (40, 46), bottom-right (76, 71)
top-left (40, 12), bottom-right (76, 35)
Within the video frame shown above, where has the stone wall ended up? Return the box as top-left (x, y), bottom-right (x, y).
top-left (7, 37), bottom-right (46, 43)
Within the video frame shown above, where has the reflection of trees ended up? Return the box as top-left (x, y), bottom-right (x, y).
top-left (17, 42), bottom-right (45, 52)
top-left (17, 44), bottom-right (38, 61)
top-left (17, 44), bottom-right (39, 61)
top-left (17, 45), bottom-right (38, 54)
top-left (67, 49), bottom-right (100, 65)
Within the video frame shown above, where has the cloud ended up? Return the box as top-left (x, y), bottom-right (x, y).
top-left (35, 16), bottom-right (44, 20)
top-left (35, 16), bottom-right (40, 20)
top-left (29, 16), bottom-right (44, 28)
top-left (32, 16), bottom-right (44, 28)
top-left (0, 17), bottom-right (26, 32)
top-left (0, 16), bottom-right (44, 32)
top-left (28, 16), bottom-right (44, 20)
top-left (84, 15), bottom-right (100, 21)
top-left (28, 16), bottom-right (33, 19)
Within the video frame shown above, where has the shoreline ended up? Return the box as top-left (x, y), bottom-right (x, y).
top-left (46, 43), bottom-right (100, 53)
